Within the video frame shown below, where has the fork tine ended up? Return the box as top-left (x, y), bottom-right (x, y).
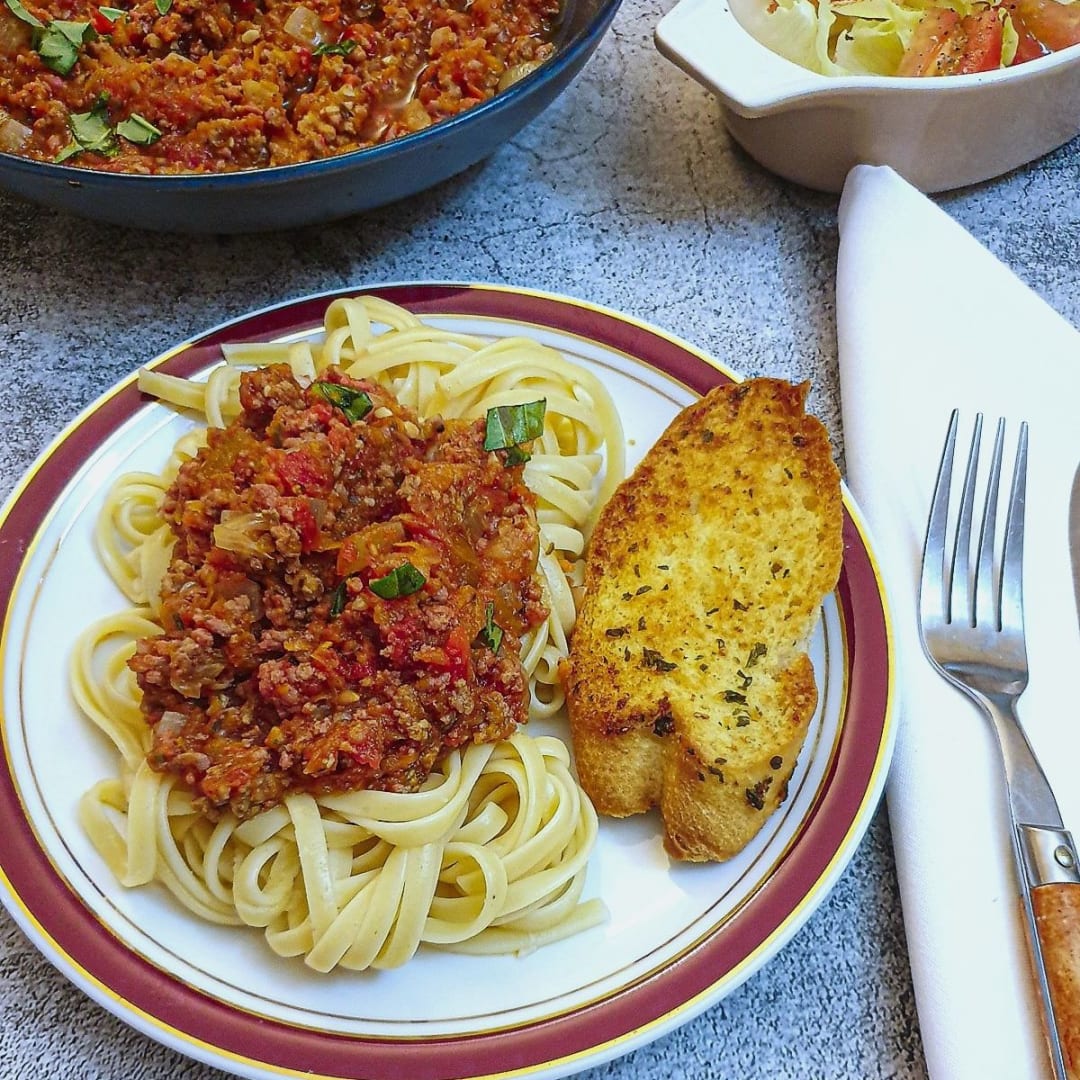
top-left (951, 413), bottom-right (984, 628)
top-left (1000, 421), bottom-right (1029, 636)
top-left (974, 419), bottom-right (1005, 630)
top-left (920, 409), bottom-right (959, 628)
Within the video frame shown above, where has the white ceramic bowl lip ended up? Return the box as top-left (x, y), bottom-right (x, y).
top-left (655, 0), bottom-right (1080, 116)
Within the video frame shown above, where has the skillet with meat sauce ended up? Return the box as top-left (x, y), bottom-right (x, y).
top-left (0, 0), bottom-right (559, 172)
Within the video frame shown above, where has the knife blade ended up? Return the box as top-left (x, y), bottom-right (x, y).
top-left (1069, 464), bottom-right (1080, 628)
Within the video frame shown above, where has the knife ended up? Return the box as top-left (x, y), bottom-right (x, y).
top-left (1071, 466), bottom-right (1080, 629)
top-left (1034, 466), bottom-right (1080, 1078)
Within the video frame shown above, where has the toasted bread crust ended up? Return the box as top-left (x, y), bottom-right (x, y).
top-left (563, 378), bottom-right (843, 862)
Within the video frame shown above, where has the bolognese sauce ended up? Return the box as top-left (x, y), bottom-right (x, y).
top-left (128, 363), bottom-right (547, 820)
top-left (0, 0), bottom-right (559, 172)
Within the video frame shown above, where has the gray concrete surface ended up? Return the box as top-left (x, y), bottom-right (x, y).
top-left (3, 0), bottom-right (1078, 1073)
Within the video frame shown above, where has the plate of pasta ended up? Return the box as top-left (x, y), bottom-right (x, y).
top-left (0, 284), bottom-right (894, 1080)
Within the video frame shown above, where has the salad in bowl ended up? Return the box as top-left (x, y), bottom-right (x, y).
top-left (747, 0), bottom-right (1080, 76)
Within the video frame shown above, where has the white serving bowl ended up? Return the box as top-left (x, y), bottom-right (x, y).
top-left (655, 0), bottom-right (1080, 192)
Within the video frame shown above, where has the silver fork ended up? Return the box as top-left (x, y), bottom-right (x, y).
top-left (919, 410), bottom-right (1080, 1079)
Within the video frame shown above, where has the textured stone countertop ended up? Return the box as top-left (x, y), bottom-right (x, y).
top-left (2, 0), bottom-right (1079, 1074)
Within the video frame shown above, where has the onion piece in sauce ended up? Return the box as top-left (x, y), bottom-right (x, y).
top-left (497, 59), bottom-right (542, 92)
top-left (157, 710), bottom-right (187, 736)
top-left (283, 5), bottom-right (326, 46)
top-left (0, 115), bottom-right (31, 152)
top-left (0, 10), bottom-right (32, 58)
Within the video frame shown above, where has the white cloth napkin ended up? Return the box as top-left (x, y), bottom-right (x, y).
top-left (836, 164), bottom-right (1080, 1080)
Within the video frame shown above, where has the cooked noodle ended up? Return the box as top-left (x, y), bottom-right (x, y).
top-left (75, 296), bottom-right (624, 970)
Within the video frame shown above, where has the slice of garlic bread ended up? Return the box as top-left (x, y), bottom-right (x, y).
top-left (563, 378), bottom-right (843, 862)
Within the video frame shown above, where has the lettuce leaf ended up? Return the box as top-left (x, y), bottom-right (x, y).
top-left (1000, 10), bottom-right (1019, 63)
top-left (741, 0), bottom-right (845, 74)
top-left (753, 0), bottom-right (1009, 75)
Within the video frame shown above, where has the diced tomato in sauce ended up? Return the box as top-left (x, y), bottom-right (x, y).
top-left (274, 448), bottom-right (332, 496)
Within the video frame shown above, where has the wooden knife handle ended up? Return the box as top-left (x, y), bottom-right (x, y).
top-left (1032, 882), bottom-right (1080, 1079)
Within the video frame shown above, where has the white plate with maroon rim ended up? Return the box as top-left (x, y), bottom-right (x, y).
top-left (0, 283), bottom-right (895, 1080)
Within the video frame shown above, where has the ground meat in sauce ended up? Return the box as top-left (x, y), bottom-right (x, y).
top-left (128, 363), bottom-right (547, 820)
top-left (0, 0), bottom-right (559, 173)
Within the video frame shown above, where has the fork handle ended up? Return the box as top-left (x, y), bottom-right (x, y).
top-left (1031, 883), bottom-right (1080, 1080)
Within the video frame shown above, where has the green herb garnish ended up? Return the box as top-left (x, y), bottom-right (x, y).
top-left (369, 562), bottom-right (426, 600)
top-left (3, 1), bottom-right (98, 77)
top-left (55, 97), bottom-right (118, 162)
top-left (312, 39), bottom-right (356, 56)
top-left (37, 19), bottom-right (94, 75)
top-left (56, 102), bottom-right (161, 161)
top-left (502, 445), bottom-right (531, 467)
top-left (329, 579), bottom-right (349, 617)
top-left (746, 642), bottom-right (767, 667)
top-left (477, 602), bottom-right (504, 654)
top-left (641, 647), bottom-right (677, 673)
top-left (116, 112), bottom-right (161, 145)
top-left (3, 0), bottom-right (43, 26)
top-left (483, 399), bottom-right (546, 453)
top-left (98, 5), bottom-right (125, 17)
top-left (313, 381), bottom-right (373, 422)
top-left (154, 0), bottom-right (171, 14)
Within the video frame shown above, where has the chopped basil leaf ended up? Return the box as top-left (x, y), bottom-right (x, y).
top-left (51, 18), bottom-right (93, 41)
top-left (4, 0), bottom-right (43, 27)
top-left (477, 602), bottom-right (504, 654)
top-left (483, 399), bottom-right (546, 452)
top-left (117, 113), bottom-right (161, 145)
top-left (54, 98), bottom-right (158, 160)
top-left (97, 4), bottom-right (125, 16)
top-left (55, 98), bottom-right (118, 161)
top-left (329, 579), bottom-right (349, 617)
top-left (4, 1), bottom-right (98, 76)
top-left (369, 562), bottom-right (426, 600)
top-left (502, 445), bottom-right (530, 467)
top-left (37, 19), bottom-right (94, 76)
top-left (313, 381), bottom-right (373, 422)
top-left (69, 99), bottom-right (115, 149)
top-left (312, 39), bottom-right (356, 56)
top-left (154, 0), bottom-right (171, 13)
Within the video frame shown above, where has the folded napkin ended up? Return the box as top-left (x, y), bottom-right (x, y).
top-left (837, 164), bottom-right (1080, 1080)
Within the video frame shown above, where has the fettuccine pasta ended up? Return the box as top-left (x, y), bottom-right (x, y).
top-left (75, 295), bottom-right (624, 970)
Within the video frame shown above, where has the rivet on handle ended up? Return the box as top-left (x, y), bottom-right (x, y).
top-left (1019, 826), bottom-right (1080, 887)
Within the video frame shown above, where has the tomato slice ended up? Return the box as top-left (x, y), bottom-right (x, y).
top-left (1007, 13), bottom-right (1050, 63)
top-left (897, 9), bottom-right (961, 75)
top-left (897, 6), bottom-right (1004, 75)
top-left (958, 8), bottom-right (1007, 69)
top-left (1012, 0), bottom-right (1080, 51)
